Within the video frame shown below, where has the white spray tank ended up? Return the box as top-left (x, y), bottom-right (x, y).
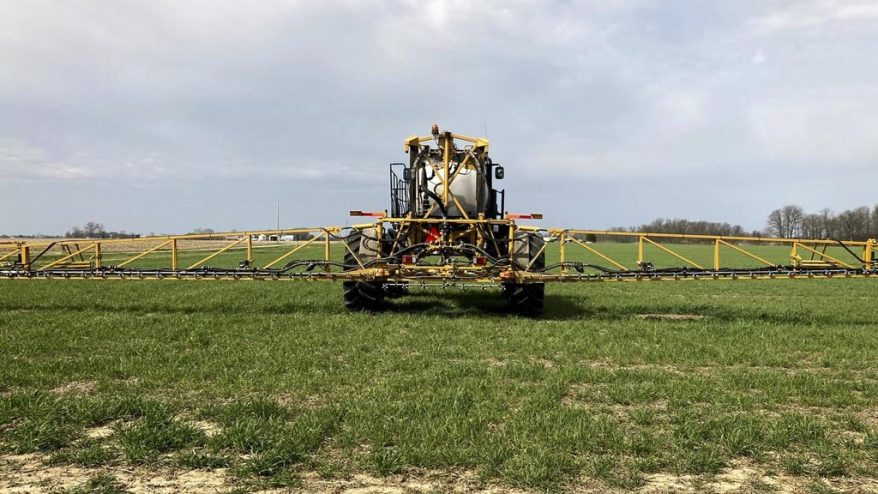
top-left (422, 155), bottom-right (488, 218)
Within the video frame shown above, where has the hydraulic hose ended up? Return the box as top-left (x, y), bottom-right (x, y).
top-left (835, 240), bottom-right (868, 264)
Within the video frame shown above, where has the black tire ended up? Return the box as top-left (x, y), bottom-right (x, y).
top-left (484, 225), bottom-right (509, 259)
top-left (343, 230), bottom-right (384, 311)
top-left (526, 233), bottom-right (546, 272)
top-left (383, 283), bottom-right (408, 298)
top-left (504, 233), bottom-right (546, 317)
top-left (504, 282), bottom-right (545, 317)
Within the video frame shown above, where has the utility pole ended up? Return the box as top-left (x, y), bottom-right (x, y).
top-left (276, 201), bottom-right (280, 242)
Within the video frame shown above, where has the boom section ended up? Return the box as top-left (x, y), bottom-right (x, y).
top-left (2, 226), bottom-right (875, 286)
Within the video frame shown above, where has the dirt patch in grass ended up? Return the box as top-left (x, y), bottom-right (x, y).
top-left (189, 420), bottom-right (222, 437)
top-left (856, 407), bottom-right (878, 428)
top-left (640, 472), bottom-right (694, 493)
top-left (636, 313), bottom-right (705, 321)
top-left (276, 393), bottom-right (324, 408)
top-left (84, 424), bottom-right (116, 440)
top-left (582, 361), bottom-right (688, 376)
top-left (839, 430), bottom-right (866, 445)
top-left (529, 357), bottom-right (556, 369)
top-left (49, 380), bottom-right (97, 396)
top-left (0, 454), bottom-right (229, 493)
top-left (561, 383), bottom-right (609, 408)
top-left (582, 361), bottom-right (872, 379)
top-left (639, 458), bottom-right (878, 494)
top-left (54, 380), bottom-right (97, 395)
top-left (4, 452), bottom-right (878, 493)
top-left (302, 471), bottom-right (531, 494)
top-left (0, 455), bottom-right (526, 493)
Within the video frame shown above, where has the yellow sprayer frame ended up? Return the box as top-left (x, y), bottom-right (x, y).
top-left (2, 222), bottom-right (875, 285)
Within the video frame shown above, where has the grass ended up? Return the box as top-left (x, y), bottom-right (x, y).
top-left (2, 243), bottom-right (878, 490)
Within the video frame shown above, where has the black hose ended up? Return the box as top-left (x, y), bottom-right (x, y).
top-left (28, 242), bottom-right (58, 266)
top-left (421, 182), bottom-right (447, 218)
top-left (835, 240), bottom-right (868, 264)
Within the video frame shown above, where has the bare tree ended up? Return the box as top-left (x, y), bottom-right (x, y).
top-left (836, 207), bottom-right (871, 241)
top-left (83, 221), bottom-right (105, 238)
top-left (781, 205), bottom-right (804, 238)
top-left (818, 208), bottom-right (836, 239)
top-left (66, 221), bottom-right (105, 238)
top-left (765, 205), bottom-right (804, 238)
top-left (801, 214), bottom-right (824, 239)
top-left (765, 209), bottom-right (783, 237)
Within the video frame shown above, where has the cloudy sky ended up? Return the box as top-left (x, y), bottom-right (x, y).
top-left (1, 0), bottom-right (876, 235)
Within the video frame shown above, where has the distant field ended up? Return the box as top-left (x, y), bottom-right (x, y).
top-left (2, 263), bottom-right (878, 492)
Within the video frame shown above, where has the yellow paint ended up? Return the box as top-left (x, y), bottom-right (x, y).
top-left (247, 235), bottom-right (253, 265)
top-left (171, 239), bottom-right (178, 270)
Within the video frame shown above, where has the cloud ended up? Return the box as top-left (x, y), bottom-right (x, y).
top-left (746, 0), bottom-right (878, 33)
top-left (0, 0), bottom-right (877, 233)
top-left (0, 139), bottom-right (95, 181)
top-left (749, 88), bottom-right (878, 166)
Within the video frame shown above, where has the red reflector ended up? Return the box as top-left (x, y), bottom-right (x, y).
top-left (349, 210), bottom-right (384, 217)
top-left (402, 254), bottom-right (415, 265)
top-left (475, 256), bottom-right (487, 266)
top-left (508, 213), bottom-right (543, 220)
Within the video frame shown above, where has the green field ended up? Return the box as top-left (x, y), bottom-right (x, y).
top-left (2, 244), bottom-right (878, 492)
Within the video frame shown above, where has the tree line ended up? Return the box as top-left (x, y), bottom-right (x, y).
top-left (611, 218), bottom-right (756, 237)
top-left (65, 222), bottom-right (140, 239)
top-left (592, 218), bottom-right (756, 243)
top-left (602, 204), bottom-right (878, 242)
top-left (765, 205), bottom-right (878, 241)
top-left (61, 223), bottom-right (312, 241)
